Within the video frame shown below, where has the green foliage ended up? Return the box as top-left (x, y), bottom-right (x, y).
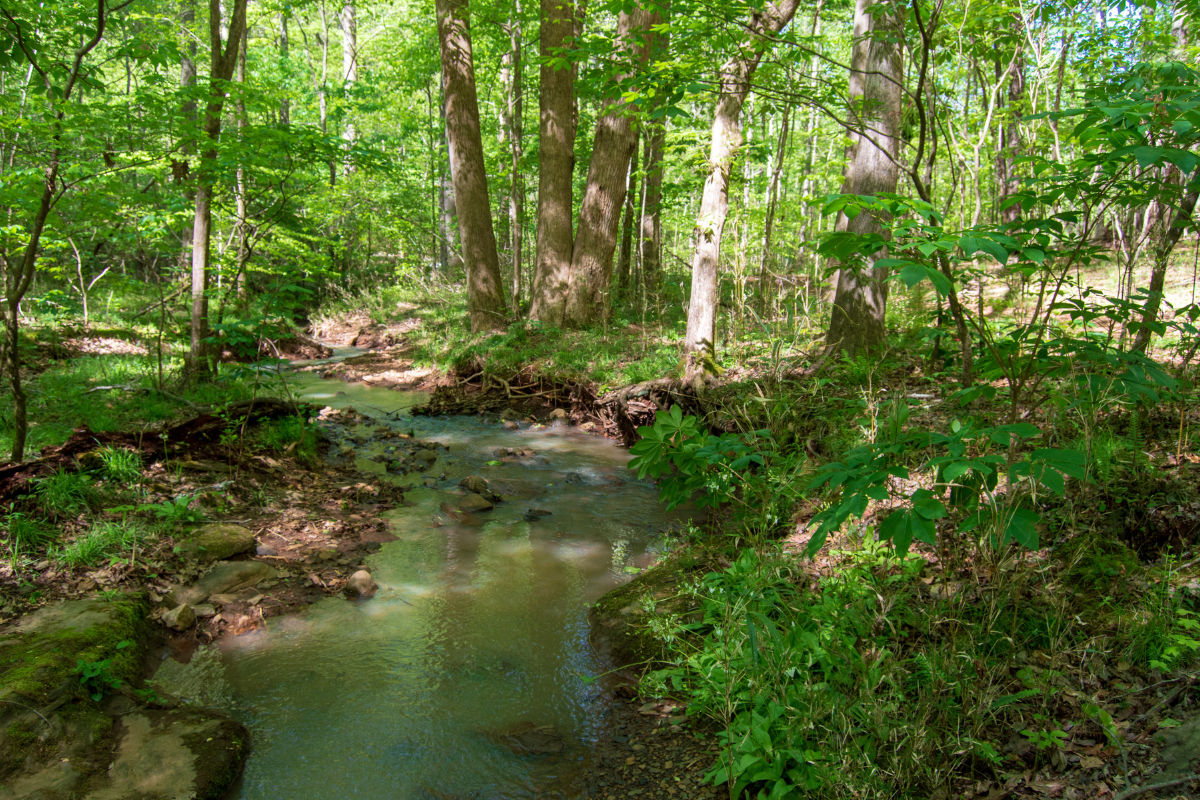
top-left (807, 411), bottom-right (1087, 557)
top-left (58, 520), bottom-right (147, 568)
top-left (254, 415), bottom-right (319, 462)
top-left (32, 468), bottom-right (97, 519)
top-left (75, 640), bottom-right (131, 702)
top-left (147, 496), bottom-right (205, 524)
top-left (97, 447), bottom-right (142, 484)
top-left (1, 512), bottom-right (55, 551)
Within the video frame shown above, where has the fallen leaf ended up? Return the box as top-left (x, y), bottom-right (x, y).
top-left (1080, 756), bottom-right (1104, 769)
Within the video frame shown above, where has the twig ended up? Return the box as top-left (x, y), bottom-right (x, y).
top-left (0, 699), bottom-right (53, 730)
top-left (1113, 773), bottom-right (1200, 800)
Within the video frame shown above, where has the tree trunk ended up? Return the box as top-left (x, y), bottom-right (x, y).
top-left (997, 31), bottom-right (1024, 225)
top-left (502, 0), bottom-right (525, 306)
top-left (279, 12), bottom-right (291, 124)
top-left (234, 26), bottom-right (249, 302)
top-left (1133, 190), bottom-right (1198, 353)
top-left (616, 130), bottom-right (640, 297)
top-left (758, 104), bottom-right (789, 313)
top-left (639, 119), bottom-right (666, 294)
top-left (563, 5), bottom-right (662, 327)
top-left (530, 0), bottom-right (577, 324)
top-left (683, 0), bottom-right (802, 356)
top-left (825, 0), bottom-right (904, 357)
top-left (341, 2), bottom-right (357, 169)
top-left (189, 0), bottom-right (249, 378)
top-left (178, 0), bottom-right (197, 278)
top-left (0, 1), bottom-right (107, 460)
top-left (436, 0), bottom-right (509, 331)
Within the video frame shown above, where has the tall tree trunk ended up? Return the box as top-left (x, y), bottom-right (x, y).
top-left (189, 0), bottom-right (249, 378)
top-left (340, 2), bottom-right (357, 168)
top-left (825, 0), bottom-right (904, 357)
top-left (683, 0), bottom-right (802, 356)
top-left (639, 119), bottom-right (666, 294)
top-left (1133, 189), bottom-right (1198, 353)
top-left (997, 31), bottom-right (1024, 225)
top-left (234, 26), bottom-right (249, 301)
top-left (616, 130), bottom-right (640, 297)
top-left (530, 0), bottom-right (576, 324)
top-left (178, 0), bottom-right (197, 277)
top-left (436, 0), bottom-right (509, 331)
top-left (278, 11), bottom-right (291, 124)
top-left (563, 5), bottom-right (662, 327)
top-left (499, 0), bottom-right (524, 306)
top-left (758, 104), bottom-right (789, 313)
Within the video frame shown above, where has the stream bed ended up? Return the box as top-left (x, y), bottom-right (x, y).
top-left (160, 366), bottom-right (687, 799)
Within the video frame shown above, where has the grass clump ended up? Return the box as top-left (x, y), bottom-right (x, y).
top-left (96, 446), bottom-right (143, 484)
top-left (56, 520), bottom-right (148, 568)
top-left (33, 469), bottom-right (97, 519)
top-left (254, 415), bottom-right (319, 463)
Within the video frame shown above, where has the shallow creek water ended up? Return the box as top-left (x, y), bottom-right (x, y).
top-left (165, 363), bottom-right (688, 799)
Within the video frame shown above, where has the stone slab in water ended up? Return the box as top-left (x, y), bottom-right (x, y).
top-left (175, 562), bottom-right (277, 606)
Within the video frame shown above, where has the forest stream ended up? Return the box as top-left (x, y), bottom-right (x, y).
top-left (151, 348), bottom-right (690, 799)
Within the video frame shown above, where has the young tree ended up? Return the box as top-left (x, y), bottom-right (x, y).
top-left (188, 0), bottom-right (249, 379)
top-left (0, 0), bottom-right (107, 460)
top-left (436, 0), bottom-right (509, 331)
top-left (530, 0), bottom-right (577, 325)
top-left (824, 0), bottom-right (904, 356)
top-left (683, 0), bottom-right (802, 358)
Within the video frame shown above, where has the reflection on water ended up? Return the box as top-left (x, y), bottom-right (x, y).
top-left (207, 373), bottom-right (687, 799)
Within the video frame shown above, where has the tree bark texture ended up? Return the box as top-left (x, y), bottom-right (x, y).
top-left (639, 119), bottom-right (666, 293)
top-left (1133, 189), bottom-right (1198, 353)
top-left (436, 0), bottom-right (509, 331)
top-left (189, 0), bottom-right (249, 378)
top-left (530, 0), bottom-right (577, 324)
top-left (758, 104), bottom-right (789, 312)
top-left (501, 0), bottom-right (524, 305)
top-left (997, 30), bottom-right (1024, 225)
top-left (825, 0), bottom-right (903, 357)
top-left (278, 12), bottom-right (291, 124)
top-left (563, 5), bottom-right (662, 327)
top-left (341, 3), bottom-right (357, 162)
top-left (683, 0), bottom-right (802, 355)
top-left (616, 130), bottom-right (640, 296)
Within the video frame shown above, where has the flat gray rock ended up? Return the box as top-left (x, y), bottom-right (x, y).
top-left (174, 561), bottom-right (277, 606)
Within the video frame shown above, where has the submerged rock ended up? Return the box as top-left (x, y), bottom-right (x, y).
top-left (87, 708), bottom-right (247, 800)
top-left (457, 492), bottom-right (494, 513)
top-left (173, 561), bottom-right (277, 606)
top-left (178, 523), bottom-right (256, 563)
top-left (492, 722), bottom-right (566, 756)
top-left (344, 570), bottom-right (378, 599)
top-left (459, 475), bottom-right (489, 495)
top-left (162, 604), bottom-right (196, 631)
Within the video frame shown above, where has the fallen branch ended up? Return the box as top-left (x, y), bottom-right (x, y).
top-left (1113, 773), bottom-right (1200, 800)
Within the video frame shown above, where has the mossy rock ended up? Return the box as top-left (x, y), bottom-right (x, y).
top-left (588, 556), bottom-right (708, 674)
top-left (0, 596), bottom-right (151, 708)
top-left (177, 523), bottom-right (256, 563)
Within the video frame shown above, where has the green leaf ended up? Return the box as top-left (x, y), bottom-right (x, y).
top-left (1003, 508), bottom-right (1041, 549)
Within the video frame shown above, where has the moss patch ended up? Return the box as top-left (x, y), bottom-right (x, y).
top-left (588, 555), bottom-right (709, 673)
top-left (0, 595), bottom-right (151, 707)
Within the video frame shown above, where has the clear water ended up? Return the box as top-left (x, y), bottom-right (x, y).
top-left (200, 371), bottom-right (685, 799)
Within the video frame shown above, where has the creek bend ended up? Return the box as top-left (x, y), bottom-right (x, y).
top-left (163, 358), bottom-right (689, 799)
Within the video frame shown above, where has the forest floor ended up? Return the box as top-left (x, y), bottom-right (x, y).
top-left (3, 290), bottom-right (1200, 799)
